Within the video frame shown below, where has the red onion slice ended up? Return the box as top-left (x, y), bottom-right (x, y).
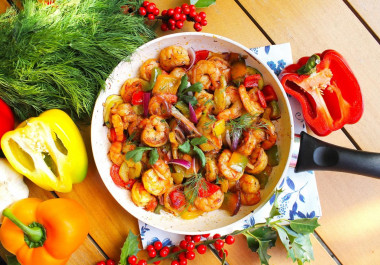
top-left (226, 129), bottom-right (232, 150)
top-left (168, 159), bottom-right (191, 170)
top-left (185, 47), bottom-right (196, 71)
top-left (231, 129), bottom-right (242, 151)
top-left (188, 102), bottom-right (198, 124)
top-left (143, 92), bottom-right (151, 117)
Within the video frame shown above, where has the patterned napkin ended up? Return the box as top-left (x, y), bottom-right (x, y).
top-left (138, 43), bottom-right (322, 247)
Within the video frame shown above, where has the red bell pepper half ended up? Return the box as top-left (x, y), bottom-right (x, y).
top-left (0, 98), bottom-right (14, 149)
top-left (279, 50), bottom-right (363, 136)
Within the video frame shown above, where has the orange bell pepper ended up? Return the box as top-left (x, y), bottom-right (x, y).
top-left (0, 198), bottom-right (89, 265)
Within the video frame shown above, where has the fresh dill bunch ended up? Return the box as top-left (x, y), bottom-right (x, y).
top-left (0, 0), bottom-right (155, 121)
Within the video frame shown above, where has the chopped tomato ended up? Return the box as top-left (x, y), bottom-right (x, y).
top-left (262, 85), bottom-right (278, 102)
top-left (110, 164), bottom-right (126, 188)
top-left (169, 189), bottom-right (186, 209)
top-left (131, 91), bottom-right (144, 105)
top-left (198, 181), bottom-right (220, 197)
top-left (257, 90), bottom-right (267, 108)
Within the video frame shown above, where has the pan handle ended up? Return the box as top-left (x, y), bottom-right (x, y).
top-left (295, 131), bottom-right (380, 178)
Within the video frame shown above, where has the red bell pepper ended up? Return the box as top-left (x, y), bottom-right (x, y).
top-left (279, 50), bottom-right (363, 136)
top-left (194, 50), bottom-right (210, 65)
top-left (0, 98), bottom-right (14, 149)
top-left (243, 74), bottom-right (261, 88)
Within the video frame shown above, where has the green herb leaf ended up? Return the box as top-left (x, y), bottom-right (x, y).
top-left (119, 230), bottom-right (140, 265)
top-left (243, 226), bottom-right (277, 265)
top-left (289, 217), bottom-right (320, 235)
top-left (125, 147), bottom-right (152, 163)
top-left (193, 145), bottom-right (206, 167)
top-left (268, 189), bottom-right (283, 220)
top-left (180, 94), bottom-right (198, 106)
top-left (149, 148), bottom-right (159, 165)
top-left (178, 74), bottom-right (189, 94)
top-left (190, 136), bottom-right (208, 146)
top-left (184, 82), bottom-right (203, 93)
top-left (178, 140), bottom-right (191, 154)
top-left (190, 0), bottom-right (216, 8)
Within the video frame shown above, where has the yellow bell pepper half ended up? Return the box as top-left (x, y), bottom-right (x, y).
top-left (1, 109), bottom-right (88, 192)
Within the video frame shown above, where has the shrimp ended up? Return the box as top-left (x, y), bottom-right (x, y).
top-left (120, 78), bottom-right (146, 103)
top-left (109, 141), bottom-right (124, 166)
top-left (236, 129), bottom-right (265, 156)
top-left (170, 67), bottom-right (187, 79)
top-left (159, 45), bottom-right (190, 72)
top-left (208, 56), bottom-right (231, 83)
top-left (142, 160), bottom-right (173, 196)
top-left (194, 189), bottom-right (224, 212)
top-left (205, 157), bottom-right (218, 182)
top-left (128, 117), bottom-right (148, 141)
top-left (217, 86), bottom-right (244, 121)
top-left (194, 90), bottom-right (214, 119)
top-left (141, 115), bottom-right (170, 147)
top-left (111, 114), bottom-right (125, 142)
top-left (238, 85), bottom-right (264, 116)
top-left (131, 181), bottom-right (158, 212)
top-left (190, 60), bottom-right (221, 90)
top-left (218, 149), bottom-right (244, 181)
top-left (114, 103), bottom-right (137, 124)
top-left (241, 191), bottom-right (261, 206)
top-left (260, 118), bottom-right (277, 150)
top-left (240, 174), bottom-right (260, 194)
top-left (149, 94), bottom-right (178, 118)
top-left (140, 58), bottom-right (160, 81)
top-left (245, 147), bottom-right (268, 175)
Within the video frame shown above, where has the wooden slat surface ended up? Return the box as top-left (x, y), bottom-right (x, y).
top-left (348, 0), bottom-right (380, 39)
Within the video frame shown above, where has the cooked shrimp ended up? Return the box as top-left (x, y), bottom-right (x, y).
top-left (194, 189), bottom-right (224, 212)
top-left (149, 94), bottom-right (178, 118)
top-left (142, 160), bottom-right (173, 196)
top-left (141, 115), bottom-right (170, 147)
top-left (208, 56), bottom-right (231, 83)
top-left (159, 45), bottom-right (190, 72)
top-left (170, 67), bottom-right (187, 79)
top-left (140, 58), bottom-right (160, 81)
top-left (218, 149), bottom-right (244, 181)
top-left (111, 114), bottom-right (125, 142)
top-left (217, 86), bottom-right (244, 121)
top-left (245, 147), bottom-right (268, 175)
top-left (131, 181), bottom-right (158, 211)
top-left (205, 157), bottom-right (218, 182)
top-left (114, 103), bottom-right (137, 124)
top-left (120, 78), bottom-right (146, 103)
top-left (240, 174), bottom-right (260, 194)
top-left (260, 118), bottom-right (277, 150)
top-left (236, 128), bottom-right (265, 156)
top-left (241, 191), bottom-right (261, 206)
top-left (190, 60), bottom-right (221, 90)
top-left (238, 85), bottom-right (264, 116)
top-left (109, 141), bottom-right (124, 166)
top-left (122, 141), bottom-right (136, 154)
top-left (194, 90), bottom-right (214, 119)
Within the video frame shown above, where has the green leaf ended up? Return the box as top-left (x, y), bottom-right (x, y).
top-left (244, 226), bottom-right (277, 265)
top-left (178, 74), bottom-right (188, 94)
top-left (180, 94), bottom-right (198, 106)
top-left (149, 148), bottom-right (159, 165)
top-left (6, 255), bottom-right (21, 265)
top-left (184, 82), bottom-right (203, 93)
top-left (290, 217), bottom-right (320, 235)
top-left (273, 224), bottom-right (295, 261)
top-left (125, 147), bottom-right (152, 163)
top-left (178, 140), bottom-right (191, 154)
top-left (190, 0), bottom-right (216, 8)
top-left (190, 136), bottom-right (208, 146)
top-left (193, 145), bottom-right (206, 167)
top-left (119, 230), bottom-right (140, 265)
top-left (268, 189), bottom-right (283, 220)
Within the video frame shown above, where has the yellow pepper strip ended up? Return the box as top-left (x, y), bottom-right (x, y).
top-left (0, 109), bottom-right (88, 192)
top-left (228, 152), bottom-right (249, 173)
top-left (213, 119), bottom-right (226, 137)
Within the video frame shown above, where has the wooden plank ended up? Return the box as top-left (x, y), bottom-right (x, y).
top-left (239, 0), bottom-right (380, 153)
top-left (348, 0), bottom-right (380, 38)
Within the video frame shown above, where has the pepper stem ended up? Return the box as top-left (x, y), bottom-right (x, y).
top-left (297, 54), bottom-right (320, 75)
top-left (2, 208), bottom-right (46, 248)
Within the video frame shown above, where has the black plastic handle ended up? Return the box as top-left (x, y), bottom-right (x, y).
top-left (295, 131), bottom-right (380, 178)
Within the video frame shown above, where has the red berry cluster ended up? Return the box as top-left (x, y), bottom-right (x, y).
top-left (126, 255), bottom-right (147, 265)
top-left (96, 259), bottom-right (115, 265)
top-left (138, 2), bottom-right (208, 32)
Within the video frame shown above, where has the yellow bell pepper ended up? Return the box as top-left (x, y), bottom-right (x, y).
top-left (228, 152), bottom-right (249, 173)
top-left (0, 109), bottom-right (88, 192)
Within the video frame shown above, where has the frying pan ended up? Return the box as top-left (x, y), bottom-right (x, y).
top-left (91, 32), bottom-right (380, 235)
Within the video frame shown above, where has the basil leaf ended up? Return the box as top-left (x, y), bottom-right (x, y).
top-left (125, 147), bottom-right (152, 162)
top-left (193, 145), bottom-right (206, 167)
top-left (289, 217), bottom-right (320, 235)
top-left (119, 230), bottom-right (140, 265)
top-left (190, 0), bottom-right (216, 8)
top-left (190, 136), bottom-right (208, 146)
top-left (149, 148), bottom-right (159, 165)
top-left (178, 140), bottom-right (191, 154)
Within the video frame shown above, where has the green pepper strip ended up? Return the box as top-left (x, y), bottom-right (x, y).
top-left (146, 67), bottom-right (161, 91)
top-left (297, 54), bottom-right (320, 75)
top-left (2, 208), bottom-right (47, 248)
top-left (269, 100), bottom-right (281, 120)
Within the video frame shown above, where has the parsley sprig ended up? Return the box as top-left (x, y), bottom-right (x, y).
top-left (177, 75), bottom-right (203, 106)
top-left (125, 146), bottom-right (159, 165)
top-left (178, 136), bottom-right (207, 167)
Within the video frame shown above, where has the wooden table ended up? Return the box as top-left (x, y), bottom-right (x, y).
top-left (1, 0), bottom-right (380, 264)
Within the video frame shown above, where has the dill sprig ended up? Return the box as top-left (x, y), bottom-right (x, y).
top-left (0, 0), bottom-right (155, 121)
top-left (183, 173), bottom-right (207, 205)
top-left (226, 113), bottom-right (267, 133)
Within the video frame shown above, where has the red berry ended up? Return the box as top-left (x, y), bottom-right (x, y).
top-left (218, 249), bottom-right (228, 258)
top-left (182, 7), bottom-right (190, 15)
top-left (142, 1), bottom-right (149, 7)
top-left (154, 241), bottom-right (163, 250)
top-left (180, 240), bottom-right (188, 249)
top-left (168, 19), bottom-right (176, 26)
top-left (202, 234), bottom-right (210, 238)
top-left (171, 246), bottom-right (181, 253)
top-left (174, 7), bottom-right (182, 14)
top-left (189, 5), bottom-right (196, 11)
top-left (189, 10), bottom-right (197, 18)
top-left (186, 241), bottom-right (195, 251)
top-left (161, 23), bottom-right (168, 31)
top-left (194, 23), bottom-right (202, 31)
top-left (128, 255), bottom-right (137, 265)
top-left (173, 13), bottom-right (181, 21)
top-left (194, 15), bottom-right (202, 22)
top-left (147, 3), bottom-right (155, 13)
top-left (153, 8), bottom-right (159, 16)
top-left (214, 239), bottom-right (224, 250)
top-left (225, 235), bottom-right (235, 245)
top-left (139, 7), bottom-right (147, 16)
top-left (197, 244), bottom-right (207, 254)
top-left (200, 19), bottom-right (207, 26)
top-left (137, 260), bottom-right (147, 265)
top-left (181, 3), bottom-right (189, 9)
top-left (161, 10), bottom-right (167, 16)
top-left (186, 251), bottom-right (195, 260)
top-left (169, 24), bottom-right (176, 31)
top-left (106, 260), bottom-right (116, 265)
top-left (160, 247), bottom-right (169, 257)
top-left (213, 234), bottom-right (221, 239)
top-left (153, 262), bottom-right (161, 265)
top-left (148, 249), bottom-right (157, 258)
top-left (96, 262), bottom-right (106, 265)
top-left (178, 252), bottom-right (186, 260)
top-left (180, 14), bottom-right (187, 21)
top-left (167, 8), bottom-right (174, 16)
top-left (147, 245), bottom-right (155, 252)
top-left (184, 235), bottom-right (192, 242)
top-left (171, 261), bottom-right (180, 265)
top-left (199, 11), bottom-right (206, 20)
top-left (192, 235), bottom-right (201, 242)
top-left (147, 14), bottom-right (155, 20)
top-left (179, 259), bottom-right (187, 265)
